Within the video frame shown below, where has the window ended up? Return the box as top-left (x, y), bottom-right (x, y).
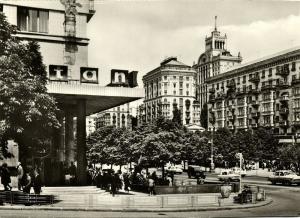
top-left (243, 76), bottom-right (246, 83)
top-left (164, 90), bottom-right (167, 95)
top-left (261, 70), bottom-right (265, 78)
top-left (173, 83), bottom-right (176, 88)
top-left (179, 89), bottom-right (183, 95)
top-left (292, 62), bottom-right (296, 71)
top-left (0, 4), bottom-right (3, 12)
top-left (173, 90), bottom-right (176, 95)
top-left (186, 91), bottom-right (189, 96)
top-left (186, 83), bottom-right (189, 88)
top-left (173, 76), bottom-right (176, 79)
top-left (164, 76), bottom-right (167, 80)
top-left (17, 7), bottom-right (49, 33)
top-left (216, 83), bottom-right (219, 90)
top-left (269, 68), bottom-right (272, 77)
top-left (180, 82), bottom-right (183, 88)
top-left (186, 77), bottom-right (189, 81)
top-left (237, 77), bottom-right (240, 85)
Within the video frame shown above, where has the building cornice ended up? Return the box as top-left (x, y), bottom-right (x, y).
top-left (206, 47), bottom-right (300, 83)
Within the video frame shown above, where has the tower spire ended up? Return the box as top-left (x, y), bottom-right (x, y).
top-left (214, 15), bottom-right (217, 31)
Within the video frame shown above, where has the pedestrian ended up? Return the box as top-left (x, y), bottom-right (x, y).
top-left (148, 176), bottom-right (155, 196)
top-left (1, 163), bottom-right (12, 191)
top-left (110, 173), bottom-right (117, 197)
top-left (123, 172), bottom-right (130, 192)
top-left (69, 162), bottom-right (77, 185)
top-left (32, 169), bottom-right (42, 195)
top-left (17, 162), bottom-right (24, 191)
top-left (167, 174), bottom-right (172, 187)
top-left (23, 172), bottom-right (32, 194)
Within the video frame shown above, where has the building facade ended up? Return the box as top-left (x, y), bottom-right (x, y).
top-left (207, 47), bottom-right (300, 136)
top-left (141, 57), bottom-right (200, 126)
top-left (0, 0), bottom-right (143, 185)
top-left (193, 25), bottom-right (242, 110)
top-left (95, 103), bottom-right (132, 130)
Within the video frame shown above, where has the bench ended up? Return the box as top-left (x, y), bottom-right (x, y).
top-left (0, 191), bottom-right (56, 205)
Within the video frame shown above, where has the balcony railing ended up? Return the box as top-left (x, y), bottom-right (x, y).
top-left (292, 78), bottom-right (300, 85)
top-left (277, 80), bottom-right (290, 89)
top-left (248, 76), bottom-right (260, 83)
top-left (261, 84), bottom-right (276, 91)
top-left (293, 120), bottom-right (300, 127)
top-left (251, 112), bottom-right (260, 118)
top-left (279, 95), bottom-right (289, 102)
top-left (279, 120), bottom-right (289, 127)
top-left (279, 108), bottom-right (289, 115)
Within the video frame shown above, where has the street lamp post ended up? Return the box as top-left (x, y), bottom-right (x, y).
top-left (210, 127), bottom-right (215, 172)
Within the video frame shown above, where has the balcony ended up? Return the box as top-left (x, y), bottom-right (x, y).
top-left (209, 88), bottom-right (216, 93)
top-left (251, 100), bottom-right (260, 107)
top-left (248, 87), bottom-right (260, 95)
top-left (292, 78), bottom-right (300, 85)
top-left (208, 95), bottom-right (215, 103)
top-left (293, 120), bottom-right (300, 127)
top-left (276, 65), bottom-right (290, 77)
top-left (261, 84), bottom-right (276, 91)
top-left (279, 108), bottom-right (289, 116)
top-left (236, 89), bottom-right (246, 96)
top-left (277, 80), bottom-right (290, 89)
top-left (279, 95), bottom-right (289, 102)
top-left (249, 75), bottom-right (260, 83)
top-left (251, 112), bottom-right (260, 118)
top-left (279, 120), bottom-right (289, 127)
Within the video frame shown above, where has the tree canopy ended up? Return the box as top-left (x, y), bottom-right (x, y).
top-left (0, 13), bottom-right (60, 157)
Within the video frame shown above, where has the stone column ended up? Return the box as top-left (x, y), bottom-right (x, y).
top-left (76, 99), bottom-right (87, 185)
top-left (65, 111), bottom-right (75, 166)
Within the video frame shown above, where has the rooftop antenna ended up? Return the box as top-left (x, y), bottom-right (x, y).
top-left (214, 15), bottom-right (217, 31)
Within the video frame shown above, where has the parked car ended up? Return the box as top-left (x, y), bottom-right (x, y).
top-left (165, 166), bottom-right (183, 174)
top-left (231, 167), bottom-right (247, 177)
top-left (187, 165), bottom-right (206, 179)
top-left (217, 170), bottom-right (240, 182)
top-left (268, 170), bottom-right (300, 186)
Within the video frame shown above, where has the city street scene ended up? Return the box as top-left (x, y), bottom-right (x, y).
top-left (0, 0), bottom-right (299, 217)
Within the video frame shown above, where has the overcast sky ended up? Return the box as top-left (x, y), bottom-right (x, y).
top-left (87, 0), bottom-right (300, 87)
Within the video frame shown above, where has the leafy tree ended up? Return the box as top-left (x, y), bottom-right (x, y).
top-left (278, 143), bottom-right (300, 173)
top-left (0, 13), bottom-right (60, 158)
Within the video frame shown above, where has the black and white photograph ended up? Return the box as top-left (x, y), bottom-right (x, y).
top-left (0, 0), bottom-right (299, 217)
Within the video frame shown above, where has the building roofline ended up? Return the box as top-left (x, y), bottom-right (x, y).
top-left (206, 46), bottom-right (300, 82)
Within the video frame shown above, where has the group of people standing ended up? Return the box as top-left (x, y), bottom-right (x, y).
top-left (0, 162), bottom-right (42, 194)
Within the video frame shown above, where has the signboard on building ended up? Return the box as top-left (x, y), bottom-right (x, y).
top-left (80, 67), bottom-right (98, 84)
top-left (49, 65), bottom-right (68, 81)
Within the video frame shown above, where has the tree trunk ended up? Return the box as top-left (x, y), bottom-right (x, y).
top-left (110, 164), bottom-right (113, 169)
top-left (119, 165), bottom-right (122, 171)
top-left (162, 164), bottom-right (165, 179)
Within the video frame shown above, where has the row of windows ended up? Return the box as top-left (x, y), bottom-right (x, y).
top-left (163, 76), bottom-right (190, 81)
top-left (212, 62), bottom-right (296, 90)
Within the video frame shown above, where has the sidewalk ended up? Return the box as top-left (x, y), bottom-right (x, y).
top-left (0, 186), bottom-right (272, 212)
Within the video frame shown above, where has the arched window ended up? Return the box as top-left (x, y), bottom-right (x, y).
top-left (118, 75), bottom-right (122, 83)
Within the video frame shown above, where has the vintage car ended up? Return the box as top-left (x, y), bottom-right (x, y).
top-left (231, 167), bottom-right (247, 177)
top-left (187, 165), bottom-right (206, 179)
top-left (217, 170), bottom-right (240, 182)
top-left (268, 170), bottom-right (300, 185)
top-left (165, 165), bottom-right (183, 174)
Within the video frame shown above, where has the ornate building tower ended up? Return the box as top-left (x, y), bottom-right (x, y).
top-left (193, 17), bottom-right (242, 112)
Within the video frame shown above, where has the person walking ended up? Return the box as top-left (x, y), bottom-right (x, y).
top-left (17, 162), bottom-right (24, 191)
top-left (148, 176), bottom-right (155, 196)
top-left (1, 163), bottom-right (12, 191)
top-left (23, 172), bottom-right (32, 194)
top-left (69, 162), bottom-right (77, 185)
top-left (32, 169), bottom-right (42, 195)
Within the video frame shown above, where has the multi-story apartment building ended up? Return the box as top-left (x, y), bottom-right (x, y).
top-left (95, 103), bottom-right (132, 130)
top-left (141, 57), bottom-right (200, 125)
top-left (0, 0), bottom-right (143, 185)
top-left (207, 47), bottom-right (300, 137)
top-left (193, 23), bottom-right (242, 110)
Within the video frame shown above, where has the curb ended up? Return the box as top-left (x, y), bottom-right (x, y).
top-left (0, 198), bottom-right (273, 212)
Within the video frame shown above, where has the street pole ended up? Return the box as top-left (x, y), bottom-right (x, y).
top-left (210, 127), bottom-right (214, 172)
top-left (239, 153), bottom-right (242, 193)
